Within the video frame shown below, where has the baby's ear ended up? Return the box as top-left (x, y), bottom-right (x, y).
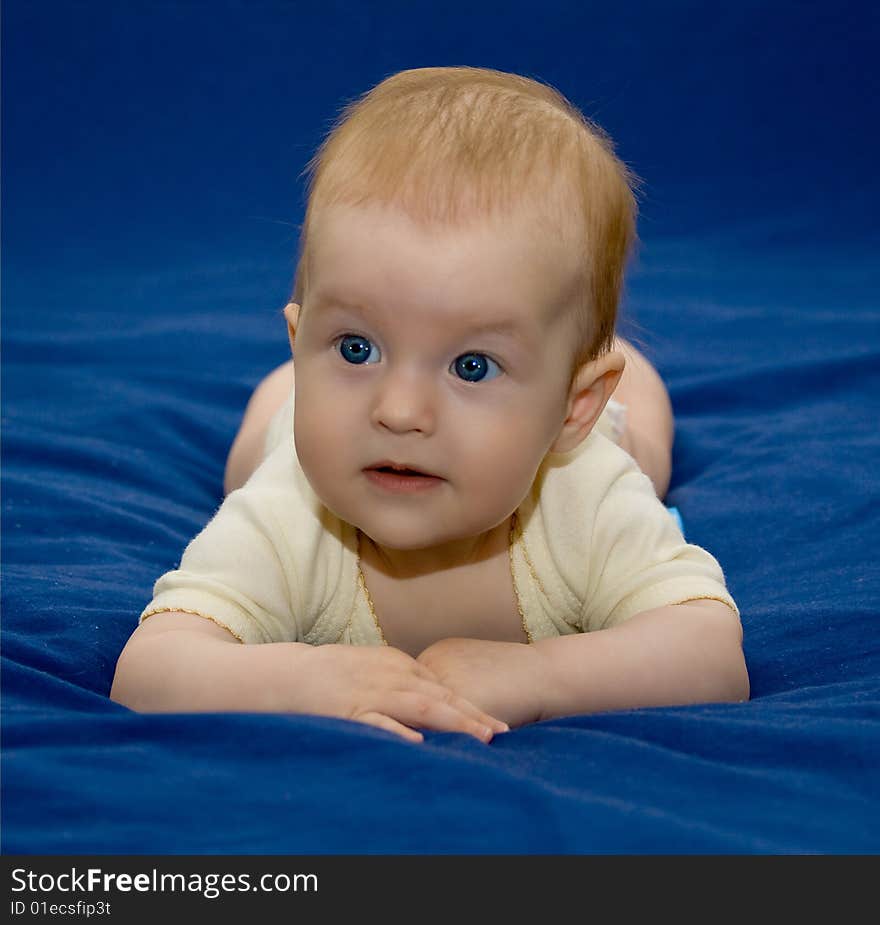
top-left (550, 351), bottom-right (625, 454)
top-left (283, 302), bottom-right (301, 352)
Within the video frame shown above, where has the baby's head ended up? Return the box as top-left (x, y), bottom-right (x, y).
top-left (284, 67), bottom-right (640, 554)
top-left (292, 66), bottom-right (639, 372)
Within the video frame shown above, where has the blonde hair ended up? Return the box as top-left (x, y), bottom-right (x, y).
top-left (290, 66), bottom-right (640, 365)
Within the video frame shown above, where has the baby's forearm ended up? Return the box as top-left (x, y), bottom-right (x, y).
top-left (532, 600), bottom-right (749, 719)
top-left (110, 624), bottom-right (314, 714)
top-left (111, 615), bottom-right (509, 740)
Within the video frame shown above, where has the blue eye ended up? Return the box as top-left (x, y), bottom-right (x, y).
top-left (338, 334), bottom-right (381, 365)
top-left (452, 352), bottom-right (502, 383)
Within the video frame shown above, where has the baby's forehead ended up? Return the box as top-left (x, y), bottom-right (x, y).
top-left (307, 199), bottom-right (585, 312)
top-left (312, 287), bottom-right (554, 336)
top-left (311, 193), bottom-right (582, 249)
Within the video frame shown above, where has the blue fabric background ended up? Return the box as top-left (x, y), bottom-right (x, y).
top-left (3, 0), bottom-right (878, 853)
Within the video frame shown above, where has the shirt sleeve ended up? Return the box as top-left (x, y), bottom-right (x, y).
top-left (581, 465), bottom-right (740, 631)
top-left (139, 481), bottom-right (300, 645)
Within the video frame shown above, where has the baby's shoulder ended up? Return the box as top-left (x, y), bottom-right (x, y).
top-left (223, 437), bottom-right (339, 542)
top-left (528, 432), bottom-right (662, 557)
top-left (536, 431), bottom-right (646, 511)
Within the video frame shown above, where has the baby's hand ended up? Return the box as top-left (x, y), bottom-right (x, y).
top-left (416, 638), bottom-right (550, 729)
top-left (296, 644), bottom-right (509, 744)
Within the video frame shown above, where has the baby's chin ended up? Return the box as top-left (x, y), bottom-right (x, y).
top-left (313, 487), bottom-right (510, 554)
top-left (355, 523), bottom-right (462, 552)
top-left (354, 510), bottom-right (516, 563)
top-left (353, 513), bottom-right (501, 556)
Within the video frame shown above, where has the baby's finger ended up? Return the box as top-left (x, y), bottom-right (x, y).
top-left (356, 711), bottom-right (424, 744)
top-left (411, 679), bottom-right (509, 734)
top-left (385, 691), bottom-right (498, 742)
top-left (447, 694), bottom-right (510, 734)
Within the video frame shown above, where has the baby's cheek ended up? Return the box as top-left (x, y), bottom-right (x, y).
top-left (465, 424), bottom-right (544, 500)
top-left (294, 408), bottom-right (340, 483)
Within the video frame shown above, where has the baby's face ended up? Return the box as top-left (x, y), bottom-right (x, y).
top-left (291, 200), bottom-right (583, 551)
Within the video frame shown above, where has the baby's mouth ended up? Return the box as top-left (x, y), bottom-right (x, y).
top-left (364, 461), bottom-right (443, 480)
top-left (363, 463), bottom-right (446, 494)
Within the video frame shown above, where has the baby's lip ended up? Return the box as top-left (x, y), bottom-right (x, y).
top-left (364, 460), bottom-right (443, 479)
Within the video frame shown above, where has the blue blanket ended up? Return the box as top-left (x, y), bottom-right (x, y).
top-left (3, 0), bottom-right (878, 853)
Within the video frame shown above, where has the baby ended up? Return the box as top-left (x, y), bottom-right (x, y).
top-left (111, 66), bottom-right (748, 743)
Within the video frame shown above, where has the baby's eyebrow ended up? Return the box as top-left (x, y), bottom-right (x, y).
top-left (314, 297), bottom-right (370, 319)
top-left (317, 296), bottom-right (531, 348)
top-left (457, 319), bottom-right (533, 352)
top-left (464, 319), bottom-right (526, 338)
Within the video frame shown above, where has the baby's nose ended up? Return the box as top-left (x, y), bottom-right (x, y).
top-left (370, 370), bottom-right (436, 435)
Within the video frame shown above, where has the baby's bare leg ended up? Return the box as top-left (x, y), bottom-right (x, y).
top-left (610, 337), bottom-right (674, 500)
top-left (224, 359), bottom-right (295, 496)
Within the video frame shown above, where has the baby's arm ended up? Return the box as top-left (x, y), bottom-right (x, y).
top-left (417, 599), bottom-right (747, 726)
top-left (532, 598), bottom-right (748, 718)
top-left (110, 611), bottom-right (508, 743)
top-left (111, 611), bottom-right (309, 713)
